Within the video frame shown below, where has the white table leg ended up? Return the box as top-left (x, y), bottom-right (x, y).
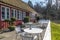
top-left (40, 33), bottom-right (43, 40)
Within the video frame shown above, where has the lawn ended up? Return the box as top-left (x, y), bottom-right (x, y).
top-left (51, 22), bottom-right (60, 40)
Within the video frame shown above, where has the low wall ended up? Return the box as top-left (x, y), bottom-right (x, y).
top-left (0, 20), bottom-right (23, 29)
top-left (43, 20), bottom-right (51, 40)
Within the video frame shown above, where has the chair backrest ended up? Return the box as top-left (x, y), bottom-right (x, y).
top-left (25, 24), bottom-right (30, 28)
top-left (21, 34), bottom-right (33, 40)
top-left (31, 23), bottom-right (42, 28)
top-left (21, 33), bottom-right (37, 40)
top-left (15, 26), bottom-right (21, 33)
top-left (42, 23), bottom-right (48, 27)
top-left (31, 25), bottom-right (37, 28)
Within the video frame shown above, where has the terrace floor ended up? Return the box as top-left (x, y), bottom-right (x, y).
top-left (0, 20), bottom-right (51, 40)
top-left (0, 31), bottom-right (18, 40)
top-left (0, 29), bottom-right (46, 40)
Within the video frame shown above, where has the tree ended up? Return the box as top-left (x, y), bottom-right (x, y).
top-left (34, 2), bottom-right (47, 19)
top-left (56, 0), bottom-right (58, 9)
top-left (33, 0), bottom-right (60, 20)
top-left (34, 2), bottom-right (41, 13)
top-left (28, 0), bottom-right (33, 8)
top-left (34, 2), bottom-right (45, 13)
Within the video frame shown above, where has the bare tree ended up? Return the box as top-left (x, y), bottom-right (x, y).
top-left (28, 0), bottom-right (33, 8)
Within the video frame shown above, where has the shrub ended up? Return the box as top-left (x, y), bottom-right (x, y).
top-left (11, 18), bottom-right (16, 22)
top-left (4, 19), bottom-right (10, 22)
top-left (10, 18), bottom-right (16, 26)
top-left (36, 16), bottom-right (40, 21)
top-left (8, 27), bottom-right (15, 31)
top-left (20, 25), bottom-right (25, 28)
top-left (23, 16), bottom-right (30, 23)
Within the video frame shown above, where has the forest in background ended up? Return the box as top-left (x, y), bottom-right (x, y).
top-left (28, 0), bottom-right (60, 21)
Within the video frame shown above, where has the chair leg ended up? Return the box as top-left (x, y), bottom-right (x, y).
top-left (40, 33), bottom-right (43, 40)
top-left (16, 34), bottom-right (18, 40)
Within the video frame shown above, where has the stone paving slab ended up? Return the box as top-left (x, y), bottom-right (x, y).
top-left (0, 31), bottom-right (23, 40)
top-left (0, 26), bottom-right (47, 40)
top-left (0, 30), bottom-right (46, 40)
top-left (0, 31), bottom-right (16, 40)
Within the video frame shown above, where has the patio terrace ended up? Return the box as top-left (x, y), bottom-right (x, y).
top-left (0, 20), bottom-right (51, 40)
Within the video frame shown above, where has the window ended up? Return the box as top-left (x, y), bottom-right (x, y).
top-left (11, 9), bottom-right (14, 18)
top-left (6, 8), bottom-right (10, 19)
top-left (16, 10), bottom-right (23, 20)
top-left (19, 11), bottom-right (22, 20)
top-left (17, 10), bottom-right (19, 19)
top-left (1, 6), bottom-right (10, 20)
top-left (15, 10), bottom-right (17, 18)
top-left (22, 12), bottom-right (26, 20)
top-left (1, 6), bottom-right (5, 20)
top-left (29, 13), bottom-right (32, 18)
top-left (11, 9), bottom-right (18, 19)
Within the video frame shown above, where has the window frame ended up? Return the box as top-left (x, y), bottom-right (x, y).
top-left (17, 10), bottom-right (20, 19)
top-left (6, 7), bottom-right (10, 19)
top-left (1, 6), bottom-right (10, 21)
top-left (1, 6), bottom-right (6, 20)
top-left (19, 11), bottom-right (22, 20)
top-left (11, 9), bottom-right (15, 18)
top-left (22, 12), bottom-right (26, 20)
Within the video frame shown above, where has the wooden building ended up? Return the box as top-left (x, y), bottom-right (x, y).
top-left (0, 0), bottom-right (38, 29)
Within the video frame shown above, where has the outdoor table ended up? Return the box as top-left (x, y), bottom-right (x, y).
top-left (24, 28), bottom-right (43, 40)
top-left (38, 20), bottom-right (49, 24)
top-left (38, 20), bottom-right (49, 27)
top-left (25, 22), bottom-right (33, 29)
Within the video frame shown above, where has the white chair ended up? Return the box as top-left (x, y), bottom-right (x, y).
top-left (31, 23), bottom-right (42, 28)
top-left (21, 34), bottom-right (38, 40)
top-left (15, 26), bottom-right (25, 40)
top-left (39, 23), bottom-right (47, 30)
top-left (25, 24), bottom-right (30, 28)
top-left (15, 27), bottom-right (21, 33)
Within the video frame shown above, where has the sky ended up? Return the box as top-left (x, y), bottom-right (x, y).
top-left (22, 0), bottom-right (47, 3)
top-left (22, 0), bottom-right (48, 6)
top-left (22, 0), bottom-right (56, 6)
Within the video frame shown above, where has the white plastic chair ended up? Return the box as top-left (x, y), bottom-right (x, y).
top-left (15, 27), bottom-right (21, 33)
top-left (15, 26), bottom-right (25, 40)
top-left (21, 34), bottom-right (38, 40)
top-left (31, 23), bottom-right (42, 28)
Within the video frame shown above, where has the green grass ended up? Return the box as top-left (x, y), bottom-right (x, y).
top-left (51, 22), bottom-right (60, 40)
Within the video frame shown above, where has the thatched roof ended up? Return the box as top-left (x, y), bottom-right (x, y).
top-left (0, 0), bottom-right (38, 14)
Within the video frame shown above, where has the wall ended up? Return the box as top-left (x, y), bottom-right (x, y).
top-left (0, 2), bottom-right (29, 29)
top-left (43, 20), bottom-right (51, 40)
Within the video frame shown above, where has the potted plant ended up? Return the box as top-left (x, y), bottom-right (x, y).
top-left (8, 18), bottom-right (16, 31)
top-left (8, 26), bottom-right (15, 31)
top-left (23, 16), bottom-right (30, 23)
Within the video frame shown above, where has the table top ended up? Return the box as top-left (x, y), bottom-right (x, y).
top-left (38, 20), bottom-right (49, 23)
top-left (24, 28), bottom-right (43, 34)
top-left (25, 22), bottom-right (33, 25)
